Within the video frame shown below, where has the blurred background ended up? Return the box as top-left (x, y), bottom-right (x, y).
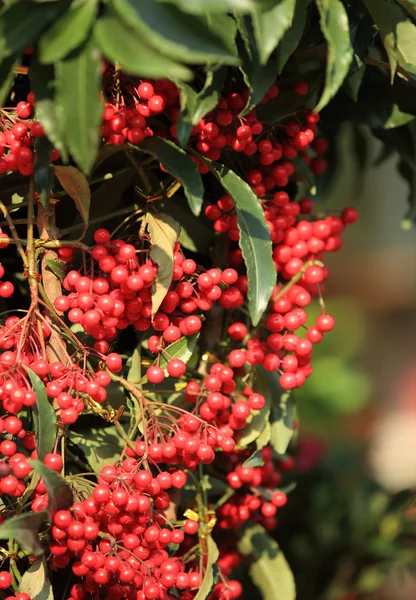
top-left (276, 124), bottom-right (416, 600)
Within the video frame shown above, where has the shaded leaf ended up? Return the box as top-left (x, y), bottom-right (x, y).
top-left (139, 138), bottom-right (204, 216)
top-left (277, 0), bottom-right (308, 74)
top-left (94, 11), bottom-right (192, 81)
top-left (292, 155), bottom-right (316, 193)
top-left (44, 259), bottom-right (67, 282)
top-left (209, 163), bottom-right (275, 325)
top-left (29, 460), bottom-right (73, 518)
top-left (127, 345), bottom-right (142, 436)
top-left (239, 395), bottom-right (271, 447)
top-left (0, 55), bottom-right (18, 107)
top-left (176, 67), bottom-right (226, 146)
top-left (153, 0), bottom-right (255, 13)
top-left (34, 137), bottom-right (54, 208)
top-left (252, 0), bottom-right (296, 65)
top-left (193, 536), bottom-right (219, 600)
top-left (0, 1), bottom-right (69, 58)
top-left (343, 66), bottom-right (365, 103)
top-left (237, 523), bottom-right (296, 600)
top-left (20, 558), bottom-right (53, 600)
top-left (70, 426), bottom-right (124, 473)
top-left (315, 0), bottom-right (353, 112)
top-left (243, 449), bottom-right (265, 468)
top-left (158, 196), bottom-right (214, 254)
top-left (142, 334), bottom-right (200, 383)
top-left (56, 38), bottom-right (103, 174)
top-left (53, 166), bottom-right (91, 236)
top-left (0, 512), bottom-right (47, 556)
top-left (146, 211), bottom-right (180, 316)
top-left (23, 367), bottom-right (56, 461)
top-left (38, 0), bottom-right (98, 64)
top-left (112, 0), bottom-right (238, 64)
top-left (30, 56), bottom-right (67, 161)
top-left (258, 368), bottom-right (294, 455)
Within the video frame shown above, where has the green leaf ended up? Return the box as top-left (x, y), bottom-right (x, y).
top-left (0, 0), bottom-right (69, 58)
top-left (30, 55), bottom-right (67, 161)
top-left (112, 0), bottom-right (238, 64)
top-left (237, 523), bottom-right (296, 600)
top-left (277, 0), bottom-right (307, 74)
top-left (343, 66), bottom-right (365, 103)
top-left (153, 0), bottom-right (255, 12)
top-left (384, 104), bottom-right (415, 129)
top-left (315, 0), bottom-right (353, 112)
top-left (158, 196), bottom-right (214, 253)
top-left (53, 166), bottom-right (91, 236)
top-left (0, 55), bottom-right (18, 107)
top-left (29, 460), bottom-right (73, 518)
top-left (44, 259), bottom-right (67, 282)
top-left (38, 0), bottom-right (98, 64)
top-left (70, 426), bottom-right (124, 473)
top-left (94, 12), bottom-right (192, 81)
top-left (34, 137), bottom-right (54, 208)
top-left (258, 369), bottom-right (294, 455)
top-left (292, 155), bottom-right (316, 193)
top-left (127, 345), bottom-right (142, 436)
top-left (142, 334), bottom-right (200, 384)
top-left (252, 0), bottom-right (296, 65)
top-left (193, 536), bottom-right (219, 600)
top-left (0, 512), bottom-right (47, 556)
top-left (176, 67), bottom-right (226, 147)
top-left (209, 163), bottom-right (275, 325)
top-left (56, 38), bottom-right (103, 174)
top-left (243, 449), bottom-right (265, 468)
top-left (23, 367), bottom-right (56, 461)
top-left (19, 558), bottom-right (53, 600)
top-left (239, 394), bottom-right (271, 447)
top-left (139, 138), bottom-right (204, 216)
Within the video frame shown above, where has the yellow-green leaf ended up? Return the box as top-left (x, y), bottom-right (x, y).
top-left (20, 558), bottom-right (53, 600)
top-left (146, 211), bottom-right (180, 316)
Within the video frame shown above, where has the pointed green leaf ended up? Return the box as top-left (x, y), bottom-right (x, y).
top-left (243, 449), bottom-right (265, 468)
top-left (19, 558), bottom-right (53, 600)
top-left (44, 259), bottom-right (67, 282)
top-left (34, 137), bottom-right (54, 208)
top-left (0, 55), bottom-right (18, 107)
top-left (23, 367), bottom-right (56, 461)
top-left (315, 0), bottom-right (353, 112)
top-left (258, 369), bottom-right (294, 455)
top-left (38, 0), bottom-right (98, 64)
top-left (385, 104), bottom-right (415, 129)
top-left (252, 0), bottom-right (296, 65)
top-left (29, 460), bottom-right (73, 518)
top-left (142, 334), bottom-right (200, 384)
top-left (237, 524), bottom-right (296, 600)
top-left (138, 138), bottom-right (204, 216)
top-left (209, 163), bottom-right (275, 325)
top-left (239, 392), bottom-right (271, 447)
top-left (0, 1), bottom-right (69, 58)
top-left (94, 12), bottom-right (192, 81)
top-left (56, 38), bottom-right (103, 174)
top-left (112, 0), bottom-right (238, 64)
top-left (30, 55), bottom-right (67, 161)
top-left (193, 536), bottom-right (219, 600)
top-left (69, 427), bottom-right (124, 473)
top-left (292, 155), bottom-right (316, 193)
top-left (176, 67), bottom-right (226, 147)
top-left (0, 512), bottom-right (47, 556)
top-left (277, 0), bottom-right (308, 73)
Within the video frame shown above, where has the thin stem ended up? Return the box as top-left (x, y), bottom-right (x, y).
top-left (59, 203), bottom-right (142, 236)
top-left (0, 200), bottom-right (27, 266)
top-left (113, 420), bottom-right (136, 451)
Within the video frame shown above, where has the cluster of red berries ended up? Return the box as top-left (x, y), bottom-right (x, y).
top-left (49, 461), bottom-right (203, 600)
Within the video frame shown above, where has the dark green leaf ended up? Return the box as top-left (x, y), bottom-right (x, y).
top-left (53, 166), bottom-right (91, 235)
top-left (70, 426), bottom-right (124, 473)
top-left (38, 0), bottom-right (98, 64)
top-left (29, 460), bottom-right (73, 517)
top-left (257, 369), bottom-right (294, 455)
top-left (112, 0), bottom-right (238, 64)
top-left (201, 12), bottom-right (238, 54)
top-left (34, 137), bottom-right (54, 208)
top-left (243, 449), bottom-right (265, 468)
top-left (292, 155), bottom-right (316, 193)
top-left (19, 558), bottom-right (53, 600)
top-left (252, 0), bottom-right (296, 65)
top-left (348, 9), bottom-right (377, 73)
top-left (193, 536), bottom-right (219, 600)
top-left (176, 67), bottom-right (226, 147)
top-left (153, 0), bottom-right (255, 12)
top-left (56, 38), bottom-right (103, 174)
top-left (0, 512), bottom-right (47, 556)
top-left (315, 0), bottom-right (353, 112)
top-left (138, 138), bottom-right (204, 216)
top-left (209, 163), bottom-right (275, 325)
top-left (237, 523), bottom-right (296, 600)
top-left (142, 334), bottom-right (200, 383)
top-left (157, 196), bottom-right (214, 254)
top-left (277, 0), bottom-right (307, 74)
top-left (398, 0), bottom-right (416, 20)
top-left (94, 12), bottom-right (192, 81)
top-left (0, 55), bottom-right (18, 107)
top-left (30, 55), bottom-right (67, 161)
top-left (343, 66), bottom-right (365, 103)
top-left (44, 259), bottom-right (67, 282)
top-left (239, 392), bottom-right (271, 447)
top-left (0, 1), bottom-right (69, 58)
top-left (23, 367), bottom-right (56, 461)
